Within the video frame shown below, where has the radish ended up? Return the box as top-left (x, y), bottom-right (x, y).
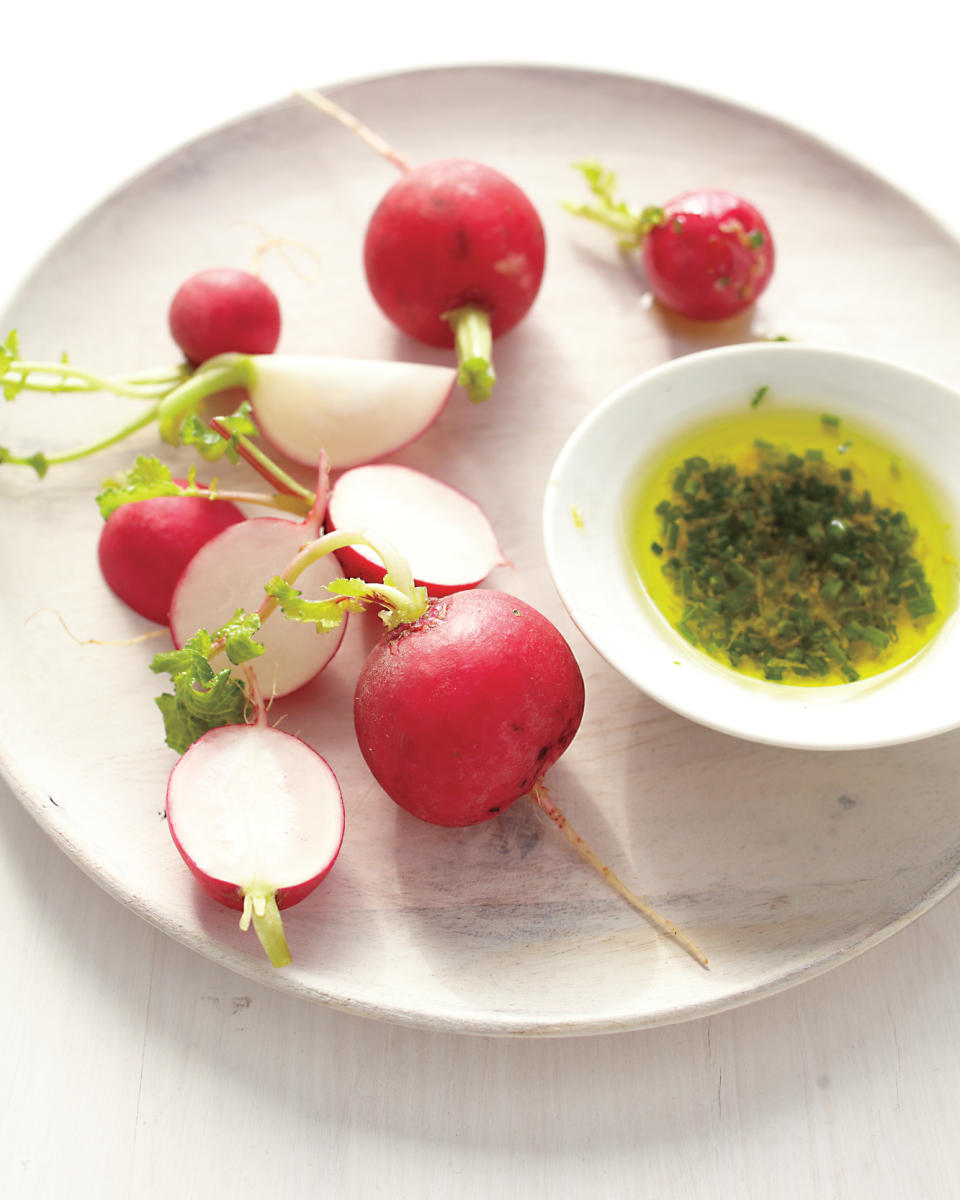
top-left (153, 514), bottom-right (705, 962)
top-left (166, 705), bottom-right (345, 967)
top-left (233, 354), bottom-right (455, 469)
top-left (169, 514), bottom-right (347, 699)
top-left (168, 268), bottom-right (282, 364)
top-left (155, 351), bottom-right (456, 469)
top-left (567, 162), bottom-right (775, 321)
top-left (350, 587), bottom-right (705, 964)
top-left (98, 481), bottom-right (245, 624)
top-left (300, 90), bottom-right (546, 403)
top-left (354, 590), bottom-right (581, 826)
top-left (326, 463), bottom-right (506, 596)
top-left (0, 334), bottom-right (455, 474)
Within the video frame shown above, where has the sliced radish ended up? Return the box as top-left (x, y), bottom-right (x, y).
top-left (326, 464), bottom-right (506, 596)
top-left (170, 516), bottom-right (345, 698)
top-left (166, 721), bottom-right (345, 966)
top-left (248, 355), bottom-right (456, 468)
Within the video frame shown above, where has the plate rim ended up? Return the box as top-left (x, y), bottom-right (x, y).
top-left (5, 62), bottom-right (960, 1037)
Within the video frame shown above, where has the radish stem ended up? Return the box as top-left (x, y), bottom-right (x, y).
top-left (239, 890), bottom-right (292, 968)
top-left (259, 527), bottom-right (426, 630)
top-left (296, 88), bottom-right (412, 173)
top-left (442, 305), bottom-right (496, 403)
top-left (530, 781), bottom-right (708, 967)
top-left (208, 417), bottom-right (315, 506)
top-left (156, 355), bottom-right (254, 443)
top-left (5, 360), bottom-right (188, 400)
top-left (1, 403), bottom-right (162, 476)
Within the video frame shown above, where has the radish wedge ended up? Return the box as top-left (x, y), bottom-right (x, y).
top-left (170, 517), bottom-right (345, 698)
top-left (248, 355), bottom-right (456, 469)
top-left (326, 464), bottom-right (506, 596)
top-left (166, 722), bottom-right (345, 966)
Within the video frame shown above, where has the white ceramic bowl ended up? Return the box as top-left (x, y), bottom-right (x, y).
top-left (544, 342), bottom-right (960, 750)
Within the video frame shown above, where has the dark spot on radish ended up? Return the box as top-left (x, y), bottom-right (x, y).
top-left (454, 229), bottom-right (470, 260)
top-left (537, 746), bottom-right (548, 760)
top-left (488, 806), bottom-right (501, 814)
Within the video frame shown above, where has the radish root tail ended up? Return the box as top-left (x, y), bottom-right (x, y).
top-left (296, 88), bottom-right (412, 173)
top-left (530, 781), bottom-right (708, 968)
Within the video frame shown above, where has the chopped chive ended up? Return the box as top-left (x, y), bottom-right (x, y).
top-left (820, 413), bottom-right (841, 427)
top-left (649, 435), bottom-right (941, 685)
top-left (750, 386), bottom-right (769, 408)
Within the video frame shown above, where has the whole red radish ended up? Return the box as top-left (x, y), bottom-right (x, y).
top-left (354, 590), bottom-right (584, 827)
top-left (169, 268), bottom-right (282, 364)
top-left (98, 487), bottom-right (245, 624)
top-left (166, 720), bottom-right (345, 967)
top-left (363, 159), bottom-right (545, 347)
top-left (642, 189), bottom-right (774, 321)
top-left (300, 90), bottom-right (545, 402)
top-left (567, 162), bottom-right (774, 321)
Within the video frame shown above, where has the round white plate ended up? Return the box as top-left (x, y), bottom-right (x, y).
top-left (3, 65), bottom-right (960, 1036)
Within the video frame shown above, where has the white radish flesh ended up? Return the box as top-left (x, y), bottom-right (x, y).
top-left (326, 464), bottom-right (506, 596)
top-left (166, 721), bottom-right (345, 966)
top-left (248, 355), bottom-right (456, 469)
top-left (170, 517), bottom-right (345, 698)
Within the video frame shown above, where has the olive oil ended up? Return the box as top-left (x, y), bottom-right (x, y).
top-left (626, 406), bottom-right (958, 686)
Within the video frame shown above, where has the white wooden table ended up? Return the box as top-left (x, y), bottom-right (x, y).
top-left (3, 5), bottom-right (959, 1197)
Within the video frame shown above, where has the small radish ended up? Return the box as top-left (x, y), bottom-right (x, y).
top-left (168, 268), bottom-right (282, 365)
top-left (0, 334), bottom-right (455, 474)
top-left (567, 161), bottom-right (775, 321)
top-left (300, 90), bottom-right (546, 402)
top-left (326, 463), bottom-right (505, 596)
top-left (169, 514), bottom-right (346, 699)
top-left (166, 707), bottom-right (345, 967)
top-left (97, 478), bottom-right (245, 625)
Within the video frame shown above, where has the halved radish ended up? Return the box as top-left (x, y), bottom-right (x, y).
top-left (166, 720), bottom-right (345, 966)
top-left (326, 464), bottom-right (506, 596)
top-left (170, 516), bottom-right (346, 698)
top-left (242, 356), bottom-right (456, 468)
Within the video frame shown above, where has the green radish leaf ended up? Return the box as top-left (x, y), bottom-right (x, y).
top-left (0, 330), bottom-right (21, 378)
top-left (265, 576), bottom-right (363, 631)
top-left (217, 609), bottom-right (267, 665)
top-left (179, 416), bottom-right (228, 460)
top-left (151, 616), bottom-right (263, 753)
top-left (565, 160), bottom-right (664, 248)
top-left (181, 401), bottom-right (259, 463)
top-left (96, 455), bottom-right (201, 518)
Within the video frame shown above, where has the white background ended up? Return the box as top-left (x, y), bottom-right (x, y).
top-left (3, 3), bottom-right (960, 1197)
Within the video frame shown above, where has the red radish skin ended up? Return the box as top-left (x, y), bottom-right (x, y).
top-left (642, 190), bottom-right (775, 321)
top-left (326, 464), bottom-right (505, 596)
top-left (169, 268), bottom-right (282, 364)
top-left (363, 159), bottom-right (546, 348)
top-left (354, 590), bottom-right (585, 827)
top-left (166, 720), bottom-right (345, 966)
top-left (98, 487), bottom-right (245, 624)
